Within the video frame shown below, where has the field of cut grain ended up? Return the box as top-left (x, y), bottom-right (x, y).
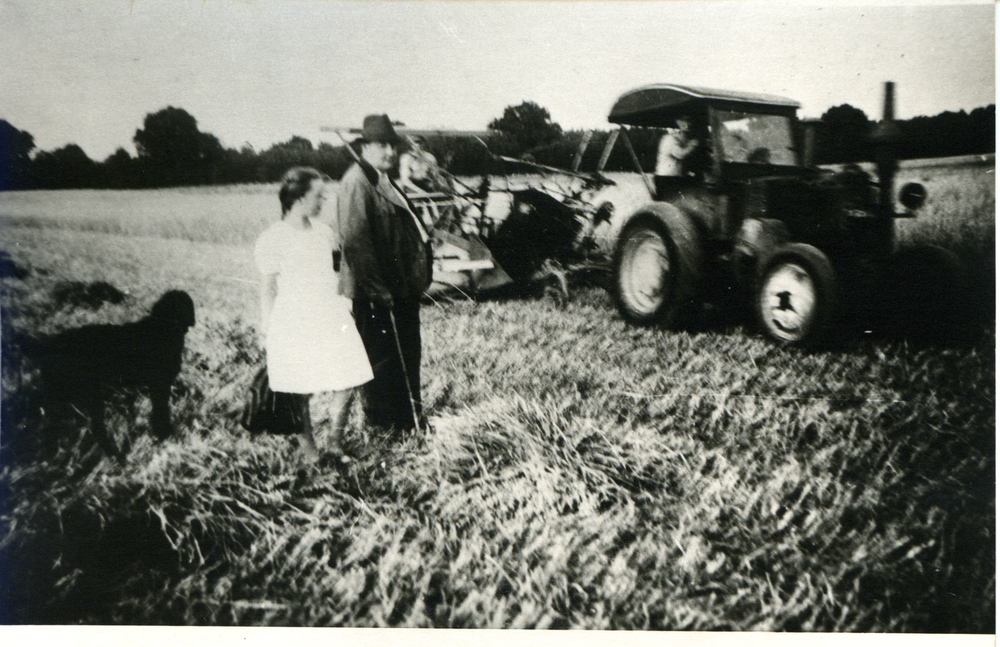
top-left (0, 161), bottom-right (994, 631)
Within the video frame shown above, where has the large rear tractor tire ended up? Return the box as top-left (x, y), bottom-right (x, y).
top-left (611, 207), bottom-right (703, 328)
top-left (888, 244), bottom-right (973, 344)
top-left (756, 243), bottom-right (839, 347)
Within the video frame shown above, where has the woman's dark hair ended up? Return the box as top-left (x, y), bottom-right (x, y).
top-left (279, 166), bottom-right (324, 215)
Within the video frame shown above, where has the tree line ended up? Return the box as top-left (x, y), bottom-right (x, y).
top-left (0, 100), bottom-right (994, 191)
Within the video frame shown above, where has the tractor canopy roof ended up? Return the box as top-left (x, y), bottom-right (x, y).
top-left (608, 84), bottom-right (800, 128)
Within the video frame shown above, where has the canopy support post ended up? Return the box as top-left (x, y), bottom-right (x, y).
top-left (620, 128), bottom-right (657, 199)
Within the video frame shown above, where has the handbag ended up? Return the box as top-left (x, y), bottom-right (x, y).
top-left (240, 366), bottom-right (304, 435)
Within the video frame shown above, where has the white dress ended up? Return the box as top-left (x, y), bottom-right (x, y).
top-left (254, 219), bottom-right (373, 393)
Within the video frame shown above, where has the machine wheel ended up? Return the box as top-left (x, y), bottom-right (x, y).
top-left (612, 207), bottom-right (703, 327)
top-left (889, 244), bottom-right (972, 343)
top-left (756, 243), bottom-right (839, 346)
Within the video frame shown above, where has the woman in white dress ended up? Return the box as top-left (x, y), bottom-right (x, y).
top-left (254, 167), bottom-right (373, 463)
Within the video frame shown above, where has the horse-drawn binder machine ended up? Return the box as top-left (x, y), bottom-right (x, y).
top-left (321, 124), bottom-right (619, 305)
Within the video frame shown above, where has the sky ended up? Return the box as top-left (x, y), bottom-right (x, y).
top-left (1, 0), bottom-right (994, 161)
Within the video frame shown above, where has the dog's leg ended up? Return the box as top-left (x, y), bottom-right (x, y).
top-left (84, 396), bottom-right (123, 461)
top-left (119, 395), bottom-right (138, 456)
top-left (149, 381), bottom-right (174, 442)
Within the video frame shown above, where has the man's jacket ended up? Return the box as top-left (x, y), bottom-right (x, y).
top-left (337, 158), bottom-right (432, 303)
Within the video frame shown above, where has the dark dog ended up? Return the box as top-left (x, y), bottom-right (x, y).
top-left (20, 290), bottom-right (196, 460)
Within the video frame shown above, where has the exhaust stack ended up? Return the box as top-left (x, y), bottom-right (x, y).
top-left (883, 80), bottom-right (895, 122)
top-left (871, 82), bottom-right (903, 219)
top-left (869, 82), bottom-right (906, 253)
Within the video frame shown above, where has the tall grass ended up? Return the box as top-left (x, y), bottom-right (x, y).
top-left (895, 162), bottom-right (995, 254)
top-left (0, 162), bottom-right (993, 630)
top-left (0, 185), bottom-right (280, 246)
top-left (0, 162), bottom-right (990, 257)
top-left (894, 163), bottom-right (995, 317)
top-left (1, 279), bottom-right (992, 629)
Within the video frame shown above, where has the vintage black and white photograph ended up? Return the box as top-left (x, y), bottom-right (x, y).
top-left (0, 0), bottom-right (994, 635)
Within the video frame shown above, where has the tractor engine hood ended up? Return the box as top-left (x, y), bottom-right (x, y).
top-left (739, 167), bottom-right (880, 252)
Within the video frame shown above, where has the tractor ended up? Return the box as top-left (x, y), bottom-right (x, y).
top-left (608, 82), bottom-right (965, 346)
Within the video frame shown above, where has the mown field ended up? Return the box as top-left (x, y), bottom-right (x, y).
top-left (0, 161), bottom-right (994, 631)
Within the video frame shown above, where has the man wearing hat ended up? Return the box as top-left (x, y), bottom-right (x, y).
top-left (337, 114), bottom-right (433, 433)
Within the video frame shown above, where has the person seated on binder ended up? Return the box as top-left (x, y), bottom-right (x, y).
top-left (399, 136), bottom-right (449, 194)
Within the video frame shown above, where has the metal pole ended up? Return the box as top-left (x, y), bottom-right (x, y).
top-left (389, 309), bottom-right (423, 432)
top-left (333, 130), bottom-right (365, 164)
top-left (620, 127), bottom-right (657, 199)
top-left (571, 130), bottom-right (594, 173)
top-left (596, 128), bottom-right (620, 174)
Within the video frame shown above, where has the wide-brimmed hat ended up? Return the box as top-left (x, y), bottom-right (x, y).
top-left (360, 114), bottom-right (400, 145)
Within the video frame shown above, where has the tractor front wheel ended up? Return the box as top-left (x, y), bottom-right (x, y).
top-left (756, 243), bottom-right (839, 346)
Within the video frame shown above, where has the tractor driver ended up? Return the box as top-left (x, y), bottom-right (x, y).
top-left (654, 114), bottom-right (705, 197)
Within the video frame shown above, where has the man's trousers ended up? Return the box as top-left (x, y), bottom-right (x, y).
top-left (352, 297), bottom-right (423, 431)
